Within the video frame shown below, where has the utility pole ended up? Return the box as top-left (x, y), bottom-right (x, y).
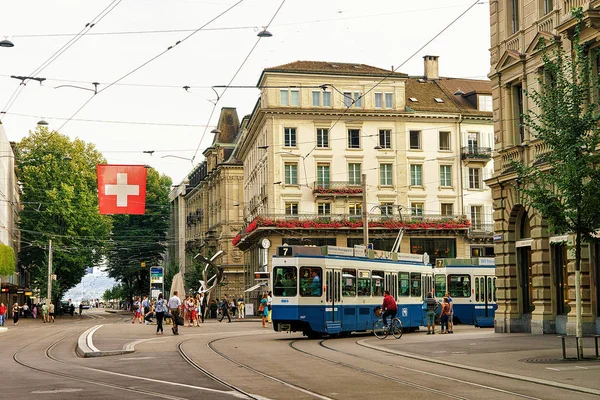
top-left (362, 174), bottom-right (368, 247)
top-left (47, 240), bottom-right (52, 306)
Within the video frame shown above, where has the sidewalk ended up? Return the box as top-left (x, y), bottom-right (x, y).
top-left (364, 325), bottom-right (600, 395)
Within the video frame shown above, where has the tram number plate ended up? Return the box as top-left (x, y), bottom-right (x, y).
top-left (279, 323), bottom-right (291, 331)
top-left (401, 307), bottom-right (408, 317)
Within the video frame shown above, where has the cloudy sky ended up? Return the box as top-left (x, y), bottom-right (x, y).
top-left (0, 0), bottom-right (491, 184)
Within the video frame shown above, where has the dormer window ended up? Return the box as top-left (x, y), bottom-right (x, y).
top-left (409, 97), bottom-right (418, 102)
top-left (479, 95), bottom-right (492, 111)
top-left (434, 98), bottom-right (444, 103)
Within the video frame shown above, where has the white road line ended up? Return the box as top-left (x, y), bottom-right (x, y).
top-left (119, 356), bottom-right (156, 361)
top-left (32, 388), bottom-right (83, 394)
top-left (86, 324), bottom-right (103, 352)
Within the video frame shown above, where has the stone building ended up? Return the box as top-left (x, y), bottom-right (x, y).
top-left (488, 0), bottom-right (600, 334)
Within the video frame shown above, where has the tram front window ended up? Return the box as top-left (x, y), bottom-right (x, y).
top-left (273, 267), bottom-right (297, 296)
top-left (300, 267), bottom-right (322, 296)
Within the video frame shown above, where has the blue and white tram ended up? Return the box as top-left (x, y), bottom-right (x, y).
top-left (433, 257), bottom-right (497, 325)
top-left (271, 245), bottom-right (433, 338)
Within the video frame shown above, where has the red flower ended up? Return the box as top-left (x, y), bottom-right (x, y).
top-left (232, 234), bottom-right (241, 246)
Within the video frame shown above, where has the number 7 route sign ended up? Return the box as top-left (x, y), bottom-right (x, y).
top-left (97, 164), bottom-right (147, 214)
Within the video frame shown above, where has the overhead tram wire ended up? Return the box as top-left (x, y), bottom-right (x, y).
top-left (190, 0), bottom-right (287, 164)
top-left (54, 0), bottom-right (245, 134)
top-left (302, 0), bottom-right (482, 160)
top-left (0, 0), bottom-right (123, 123)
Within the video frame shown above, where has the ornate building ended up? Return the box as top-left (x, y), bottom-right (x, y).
top-left (232, 57), bottom-right (494, 302)
top-left (488, 0), bottom-right (600, 334)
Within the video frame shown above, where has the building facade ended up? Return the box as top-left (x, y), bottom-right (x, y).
top-left (232, 57), bottom-right (494, 302)
top-left (489, 0), bottom-right (600, 334)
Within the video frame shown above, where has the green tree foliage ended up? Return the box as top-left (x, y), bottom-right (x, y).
top-left (0, 243), bottom-right (16, 276)
top-left (103, 284), bottom-right (125, 302)
top-left (17, 127), bottom-right (112, 300)
top-left (105, 167), bottom-right (171, 299)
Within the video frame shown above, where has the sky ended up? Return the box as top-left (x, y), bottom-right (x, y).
top-left (0, 0), bottom-right (491, 185)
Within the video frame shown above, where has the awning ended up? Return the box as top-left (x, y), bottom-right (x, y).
top-left (244, 282), bottom-right (268, 292)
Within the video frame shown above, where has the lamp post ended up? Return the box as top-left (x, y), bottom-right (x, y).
top-left (47, 240), bottom-right (52, 307)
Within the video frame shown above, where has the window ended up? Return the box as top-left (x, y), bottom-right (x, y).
top-left (440, 165), bottom-right (452, 187)
top-left (439, 131), bottom-right (451, 151)
top-left (479, 95), bottom-right (492, 112)
top-left (348, 129), bottom-right (361, 148)
top-left (467, 132), bottom-right (479, 152)
top-left (511, 0), bottom-right (520, 33)
top-left (300, 266), bottom-right (322, 296)
top-left (312, 91), bottom-right (332, 107)
top-left (284, 127), bottom-right (297, 147)
top-left (284, 163), bottom-right (298, 185)
top-left (468, 168), bottom-right (481, 189)
top-left (280, 89), bottom-right (299, 106)
top-left (410, 164), bottom-right (422, 186)
top-left (372, 270), bottom-right (384, 297)
top-left (273, 266), bottom-right (297, 297)
top-left (343, 91), bottom-right (362, 108)
top-left (316, 164), bottom-right (330, 188)
top-left (434, 274), bottom-right (446, 298)
top-left (399, 272), bottom-right (409, 297)
top-left (374, 92), bottom-right (393, 108)
top-left (316, 128), bottom-right (329, 148)
top-left (385, 92), bottom-right (393, 108)
top-left (285, 202), bottom-right (298, 215)
top-left (348, 163), bottom-right (361, 184)
top-left (375, 92), bottom-right (383, 108)
top-left (543, 0), bottom-right (553, 14)
top-left (411, 202), bottom-right (424, 216)
top-left (441, 203), bottom-right (454, 216)
top-left (380, 202), bottom-right (394, 216)
top-left (471, 205), bottom-right (482, 229)
top-left (448, 274), bottom-right (471, 298)
top-left (342, 268), bottom-right (356, 297)
top-left (411, 238), bottom-right (456, 266)
top-left (357, 270), bottom-right (371, 296)
top-left (379, 129), bottom-right (391, 149)
top-left (409, 130), bottom-right (421, 150)
top-left (312, 91), bottom-right (320, 106)
top-left (380, 163), bottom-right (393, 186)
top-left (323, 91), bottom-right (331, 107)
top-left (513, 83), bottom-right (525, 144)
top-left (410, 273), bottom-right (422, 297)
top-left (349, 203), bottom-right (362, 215)
top-left (317, 202), bottom-right (331, 215)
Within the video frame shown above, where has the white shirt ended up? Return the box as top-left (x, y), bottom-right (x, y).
top-left (168, 295), bottom-right (181, 309)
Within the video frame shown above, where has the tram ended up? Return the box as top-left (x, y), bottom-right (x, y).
top-left (433, 257), bottom-right (497, 326)
top-left (270, 245), bottom-right (433, 338)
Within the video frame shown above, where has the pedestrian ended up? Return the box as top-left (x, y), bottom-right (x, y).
top-left (198, 291), bottom-right (207, 323)
top-left (0, 302), bottom-right (6, 326)
top-left (231, 297), bottom-right (237, 318)
top-left (48, 301), bottom-right (55, 323)
top-left (142, 296), bottom-right (150, 315)
top-left (444, 291), bottom-right (454, 334)
top-left (237, 295), bottom-right (245, 319)
top-left (185, 295), bottom-right (196, 327)
top-left (41, 302), bottom-right (48, 323)
top-left (79, 302), bottom-right (83, 316)
top-left (423, 293), bottom-right (439, 334)
top-left (440, 297), bottom-right (451, 334)
top-left (131, 297), bottom-right (142, 324)
top-left (12, 303), bottom-right (20, 325)
top-left (32, 304), bottom-right (37, 319)
top-left (144, 302), bottom-right (154, 325)
top-left (22, 303), bottom-right (29, 318)
top-left (267, 291), bottom-right (273, 323)
top-left (260, 293), bottom-right (269, 328)
top-left (218, 294), bottom-right (231, 323)
top-left (154, 293), bottom-right (167, 335)
top-left (168, 290), bottom-right (182, 335)
top-left (70, 303), bottom-right (75, 317)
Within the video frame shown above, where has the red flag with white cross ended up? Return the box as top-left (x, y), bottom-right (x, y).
top-left (97, 164), bottom-right (147, 214)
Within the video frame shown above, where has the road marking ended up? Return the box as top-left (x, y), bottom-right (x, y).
top-left (86, 324), bottom-right (103, 352)
top-left (32, 388), bottom-right (83, 394)
top-left (119, 356), bottom-right (156, 361)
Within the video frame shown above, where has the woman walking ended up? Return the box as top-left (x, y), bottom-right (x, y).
top-left (12, 303), bottom-right (20, 326)
top-left (237, 295), bottom-right (245, 319)
top-left (260, 293), bottom-right (269, 328)
top-left (154, 293), bottom-right (167, 335)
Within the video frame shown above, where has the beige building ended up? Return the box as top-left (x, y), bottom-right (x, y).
top-left (232, 57), bottom-right (494, 301)
top-left (168, 108), bottom-right (245, 298)
top-left (488, 0), bottom-right (600, 334)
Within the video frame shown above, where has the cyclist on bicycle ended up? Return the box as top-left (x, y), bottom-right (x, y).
top-left (381, 290), bottom-right (398, 327)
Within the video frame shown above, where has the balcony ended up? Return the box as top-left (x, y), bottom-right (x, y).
top-left (461, 146), bottom-right (492, 164)
top-left (468, 223), bottom-right (494, 240)
top-left (312, 181), bottom-right (362, 196)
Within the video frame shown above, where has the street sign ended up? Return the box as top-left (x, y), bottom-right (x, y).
top-left (149, 266), bottom-right (164, 301)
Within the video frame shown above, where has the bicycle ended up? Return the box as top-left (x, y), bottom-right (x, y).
top-left (372, 316), bottom-right (403, 339)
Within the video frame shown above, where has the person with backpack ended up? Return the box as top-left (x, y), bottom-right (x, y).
top-left (423, 293), bottom-right (440, 335)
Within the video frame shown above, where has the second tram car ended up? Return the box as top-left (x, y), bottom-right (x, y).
top-left (271, 245), bottom-right (433, 338)
top-left (433, 257), bottom-right (497, 325)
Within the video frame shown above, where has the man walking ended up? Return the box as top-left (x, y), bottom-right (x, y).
top-left (142, 296), bottom-right (150, 316)
top-left (168, 291), bottom-right (182, 335)
top-left (218, 294), bottom-right (231, 323)
top-left (48, 301), bottom-right (55, 323)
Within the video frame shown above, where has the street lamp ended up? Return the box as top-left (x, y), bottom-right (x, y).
top-left (0, 38), bottom-right (14, 48)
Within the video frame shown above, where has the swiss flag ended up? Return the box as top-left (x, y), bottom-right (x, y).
top-left (97, 164), bottom-right (147, 214)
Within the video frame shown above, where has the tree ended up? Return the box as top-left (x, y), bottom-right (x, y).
top-left (513, 9), bottom-right (600, 357)
top-left (105, 167), bottom-right (171, 300)
top-left (0, 243), bottom-right (16, 276)
top-left (17, 127), bottom-right (112, 301)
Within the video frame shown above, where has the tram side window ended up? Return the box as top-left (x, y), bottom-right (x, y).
top-left (434, 274), bottom-right (446, 298)
top-left (357, 270), bottom-right (371, 296)
top-left (448, 274), bottom-right (470, 297)
top-left (300, 267), bottom-right (322, 297)
top-left (372, 270), bottom-right (384, 297)
top-left (487, 277), bottom-right (493, 302)
top-left (273, 266), bottom-right (297, 297)
top-left (399, 272), bottom-right (409, 297)
top-left (493, 277), bottom-right (497, 302)
top-left (410, 273), bottom-right (421, 297)
top-left (342, 268), bottom-right (357, 297)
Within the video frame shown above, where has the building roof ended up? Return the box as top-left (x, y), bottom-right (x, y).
top-left (406, 77), bottom-right (492, 115)
top-left (259, 61), bottom-right (407, 83)
top-left (212, 107), bottom-right (240, 145)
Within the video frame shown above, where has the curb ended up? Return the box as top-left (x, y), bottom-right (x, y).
top-left (76, 324), bottom-right (134, 358)
top-left (0, 327), bottom-right (7, 334)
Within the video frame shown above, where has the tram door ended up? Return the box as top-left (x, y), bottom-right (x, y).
top-left (325, 269), bottom-right (342, 333)
top-left (474, 275), bottom-right (495, 320)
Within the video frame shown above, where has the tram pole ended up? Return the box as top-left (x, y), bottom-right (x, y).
top-left (47, 240), bottom-right (52, 307)
top-left (362, 174), bottom-right (368, 247)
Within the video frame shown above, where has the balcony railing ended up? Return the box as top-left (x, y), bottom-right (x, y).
top-left (461, 146), bottom-right (492, 162)
top-left (312, 181), bottom-right (362, 196)
top-left (468, 223), bottom-right (494, 239)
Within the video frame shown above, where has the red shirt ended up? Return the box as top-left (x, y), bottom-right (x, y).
top-left (382, 295), bottom-right (398, 311)
top-left (0, 305), bottom-right (6, 315)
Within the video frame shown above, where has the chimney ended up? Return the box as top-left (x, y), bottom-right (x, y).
top-left (423, 55), bottom-right (439, 80)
